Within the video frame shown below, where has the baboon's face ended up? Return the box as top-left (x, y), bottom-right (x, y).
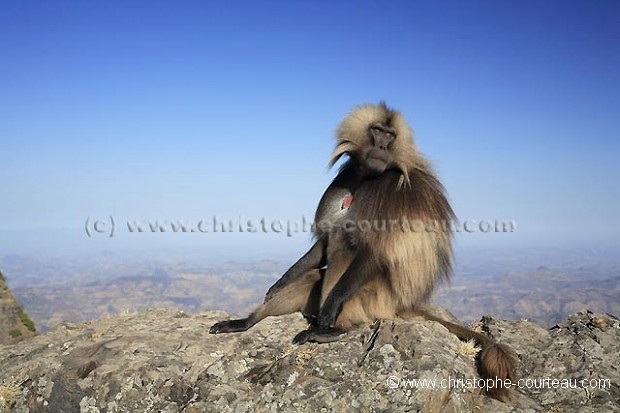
top-left (363, 122), bottom-right (397, 176)
top-left (332, 103), bottom-right (417, 182)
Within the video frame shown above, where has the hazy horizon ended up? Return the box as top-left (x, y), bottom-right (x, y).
top-left (1, 227), bottom-right (618, 266)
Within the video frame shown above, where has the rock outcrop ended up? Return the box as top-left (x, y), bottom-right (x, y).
top-left (0, 271), bottom-right (36, 345)
top-left (0, 308), bottom-right (618, 412)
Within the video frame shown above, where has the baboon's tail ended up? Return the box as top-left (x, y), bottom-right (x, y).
top-left (401, 308), bottom-right (516, 401)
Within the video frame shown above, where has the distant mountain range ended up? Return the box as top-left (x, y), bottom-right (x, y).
top-left (1, 248), bottom-right (618, 332)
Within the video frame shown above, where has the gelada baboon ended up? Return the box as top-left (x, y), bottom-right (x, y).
top-left (210, 102), bottom-right (515, 400)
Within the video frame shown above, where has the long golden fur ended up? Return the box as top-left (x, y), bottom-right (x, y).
top-left (318, 103), bottom-right (454, 325)
top-left (211, 102), bottom-right (516, 401)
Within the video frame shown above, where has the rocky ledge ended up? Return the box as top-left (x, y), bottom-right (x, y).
top-left (0, 309), bottom-right (618, 412)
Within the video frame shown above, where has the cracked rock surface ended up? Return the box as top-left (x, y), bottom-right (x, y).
top-left (0, 308), bottom-right (618, 412)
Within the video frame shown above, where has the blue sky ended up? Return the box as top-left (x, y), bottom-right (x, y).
top-left (1, 1), bottom-right (618, 258)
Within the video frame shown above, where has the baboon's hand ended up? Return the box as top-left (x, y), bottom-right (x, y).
top-left (316, 307), bottom-right (338, 330)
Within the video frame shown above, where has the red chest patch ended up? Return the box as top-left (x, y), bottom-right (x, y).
top-left (341, 194), bottom-right (353, 210)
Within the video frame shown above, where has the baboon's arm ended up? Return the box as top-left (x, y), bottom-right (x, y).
top-left (316, 249), bottom-right (375, 328)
